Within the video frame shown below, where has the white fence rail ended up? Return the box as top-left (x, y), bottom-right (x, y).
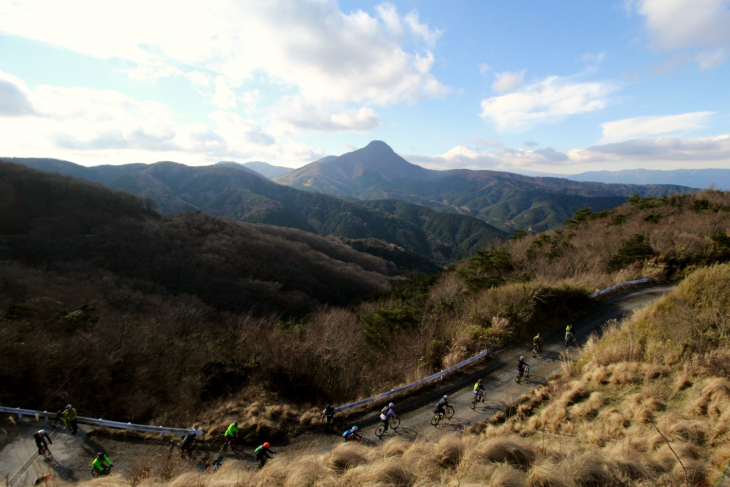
top-left (590, 278), bottom-right (650, 298)
top-left (335, 349), bottom-right (489, 413)
top-left (0, 406), bottom-right (202, 436)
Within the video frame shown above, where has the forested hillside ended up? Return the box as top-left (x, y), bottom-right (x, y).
top-left (5, 157), bottom-right (507, 261)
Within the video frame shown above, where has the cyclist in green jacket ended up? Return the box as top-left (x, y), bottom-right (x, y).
top-left (92, 452), bottom-right (112, 475)
top-left (222, 422), bottom-right (239, 451)
top-left (63, 404), bottom-right (78, 434)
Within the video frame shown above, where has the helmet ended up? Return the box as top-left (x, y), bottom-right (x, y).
top-left (520, 356), bottom-right (524, 360)
top-left (389, 403), bottom-right (394, 408)
top-left (96, 452), bottom-right (104, 458)
top-left (536, 333), bottom-right (540, 338)
top-left (38, 429), bottom-right (45, 434)
top-left (478, 379), bottom-right (482, 384)
top-left (443, 395), bottom-right (448, 399)
top-left (233, 421), bottom-right (238, 427)
top-left (66, 404), bottom-right (72, 410)
top-left (352, 426), bottom-right (358, 431)
top-left (326, 404), bottom-right (332, 408)
top-left (263, 442), bottom-right (270, 448)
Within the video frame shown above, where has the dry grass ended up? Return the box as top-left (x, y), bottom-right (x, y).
top-left (69, 263), bottom-right (730, 487)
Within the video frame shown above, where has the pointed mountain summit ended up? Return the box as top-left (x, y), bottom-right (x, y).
top-left (274, 140), bottom-right (434, 198)
top-left (274, 140), bottom-right (695, 233)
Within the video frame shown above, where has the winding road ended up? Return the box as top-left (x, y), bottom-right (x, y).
top-left (0, 285), bottom-right (672, 483)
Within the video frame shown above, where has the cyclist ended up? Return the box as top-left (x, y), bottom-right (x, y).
top-left (180, 432), bottom-right (196, 456)
top-left (322, 404), bottom-right (336, 430)
top-left (209, 456), bottom-right (223, 471)
top-left (92, 452), bottom-right (112, 475)
top-left (473, 379), bottom-right (485, 401)
top-left (434, 395), bottom-right (449, 417)
top-left (342, 425), bottom-right (362, 442)
top-left (254, 442), bottom-right (275, 467)
top-left (379, 402), bottom-right (398, 432)
top-left (222, 421), bottom-right (239, 451)
top-left (33, 429), bottom-right (52, 455)
top-left (63, 404), bottom-right (78, 434)
top-left (565, 324), bottom-right (575, 346)
top-left (533, 333), bottom-right (543, 351)
top-left (517, 355), bottom-right (529, 377)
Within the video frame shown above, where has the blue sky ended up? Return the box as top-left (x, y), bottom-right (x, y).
top-left (1, 0), bottom-right (729, 174)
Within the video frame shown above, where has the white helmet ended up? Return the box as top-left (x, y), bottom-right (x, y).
top-left (38, 429), bottom-right (45, 434)
top-left (443, 395), bottom-right (448, 399)
top-left (389, 403), bottom-right (394, 408)
top-left (520, 356), bottom-right (524, 360)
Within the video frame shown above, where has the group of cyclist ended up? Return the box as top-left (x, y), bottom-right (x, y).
top-left (32, 404), bottom-right (114, 478)
top-left (30, 324), bottom-right (578, 474)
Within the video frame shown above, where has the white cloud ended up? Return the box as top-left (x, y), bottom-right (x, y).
top-left (600, 111), bottom-right (715, 143)
top-left (580, 52), bottom-right (606, 64)
top-left (270, 96), bottom-right (380, 135)
top-left (0, 72), bottom-right (322, 166)
top-left (125, 62), bottom-right (182, 83)
top-left (638, 0), bottom-right (730, 68)
top-left (211, 77), bottom-right (238, 109)
top-left (404, 9), bottom-right (443, 46)
top-left (492, 70), bottom-right (525, 93)
top-left (479, 63), bottom-right (490, 74)
top-left (0, 1), bottom-right (447, 107)
top-left (480, 76), bottom-right (617, 132)
top-left (407, 133), bottom-right (730, 173)
top-left (0, 71), bottom-right (36, 116)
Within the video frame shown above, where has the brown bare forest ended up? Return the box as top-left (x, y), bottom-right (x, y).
top-left (2, 159), bottom-right (729, 441)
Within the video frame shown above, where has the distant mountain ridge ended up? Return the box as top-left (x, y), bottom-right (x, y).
top-left (4, 156), bottom-right (507, 261)
top-left (564, 168), bottom-right (730, 190)
top-left (273, 141), bottom-right (696, 232)
top-left (216, 160), bottom-right (293, 178)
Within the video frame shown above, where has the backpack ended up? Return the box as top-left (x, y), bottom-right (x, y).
top-left (381, 406), bottom-right (389, 416)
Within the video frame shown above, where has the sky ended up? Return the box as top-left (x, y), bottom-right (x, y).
top-left (1, 0), bottom-right (729, 174)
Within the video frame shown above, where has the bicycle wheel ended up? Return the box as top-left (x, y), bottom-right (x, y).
top-left (230, 440), bottom-right (244, 454)
top-left (525, 366), bottom-right (530, 378)
top-left (430, 414), bottom-right (441, 426)
top-left (515, 372), bottom-right (521, 383)
top-left (374, 424), bottom-right (385, 437)
top-left (390, 417), bottom-right (400, 429)
top-left (445, 405), bottom-right (455, 419)
top-left (91, 468), bottom-right (99, 478)
top-left (470, 396), bottom-right (478, 410)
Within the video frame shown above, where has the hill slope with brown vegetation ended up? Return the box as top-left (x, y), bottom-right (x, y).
top-left (68, 263), bottom-right (730, 487)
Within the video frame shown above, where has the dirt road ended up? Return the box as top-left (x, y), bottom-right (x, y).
top-left (0, 285), bottom-right (672, 483)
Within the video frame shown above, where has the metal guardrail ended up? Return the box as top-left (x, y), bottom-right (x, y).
top-left (0, 406), bottom-right (203, 436)
top-left (335, 349), bottom-right (489, 413)
top-left (589, 278), bottom-right (650, 298)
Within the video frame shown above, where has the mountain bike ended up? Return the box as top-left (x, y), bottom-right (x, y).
top-left (38, 442), bottom-right (53, 461)
top-left (430, 405), bottom-right (454, 426)
top-left (532, 342), bottom-right (542, 357)
top-left (470, 391), bottom-right (485, 410)
top-left (170, 436), bottom-right (198, 457)
top-left (91, 465), bottom-right (113, 478)
top-left (374, 416), bottom-right (400, 437)
top-left (48, 411), bottom-right (68, 430)
top-left (565, 332), bottom-right (577, 348)
top-left (220, 434), bottom-right (244, 454)
top-left (515, 365), bottom-right (530, 383)
top-left (319, 411), bottom-right (341, 432)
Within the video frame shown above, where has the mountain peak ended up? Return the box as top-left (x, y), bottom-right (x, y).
top-left (364, 140), bottom-right (393, 150)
